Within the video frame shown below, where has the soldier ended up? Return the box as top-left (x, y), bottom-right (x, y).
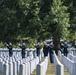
top-left (48, 42), bottom-right (54, 63)
top-left (63, 41), bottom-right (68, 56)
top-left (60, 41), bottom-right (64, 53)
top-left (34, 42), bottom-right (41, 56)
top-left (43, 41), bottom-right (49, 57)
top-left (19, 43), bottom-right (26, 59)
top-left (6, 43), bottom-right (13, 57)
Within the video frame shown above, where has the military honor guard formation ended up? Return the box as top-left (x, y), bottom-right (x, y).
top-left (0, 40), bottom-right (76, 75)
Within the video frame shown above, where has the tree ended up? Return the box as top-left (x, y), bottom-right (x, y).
top-left (0, 0), bottom-right (31, 42)
top-left (0, 0), bottom-right (19, 42)
top-left (44, 0), bottom-right (70, 54)
top-left (25, 0), bottom-right (42, 39)
top-left (62, 0), bottom-right (76, 41)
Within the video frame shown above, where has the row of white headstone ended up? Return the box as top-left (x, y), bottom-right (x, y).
top-left (36, 57), bottom-right (48, 75)
top-left (68, 53), bottom-right (76, 62)
top-left (2, 48), bottom-right (76, 75)
top-left (0, 48), bottom-right (44, 75)
top-left (58, 50), bottom-right (76, 75)
top-left (54, 51), bottom-right (64, 75)
top-left (0, 48), bottom-right (37, 58)
top-left (32, 51), bottom-right (64, 75)
top-left (2, 56), bottom-right (40, 75)
top-left (29, 50), bottom-right (64, 75)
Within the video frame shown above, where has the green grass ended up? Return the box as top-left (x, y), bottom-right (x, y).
top-left (46, 58), bottom-right (54, 75)
top-left (31, 69), bottom-right (36, 75)
top-left (31, 58), bottom-right (55, 75)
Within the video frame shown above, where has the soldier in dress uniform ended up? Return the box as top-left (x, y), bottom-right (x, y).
top-left (63, 41), bottom-right (68, 56)
top-left (60, 41), bottom-right (64, 53)
top-left (34, 42), bottom-right (41, 56)
top-left (6, 42), bottom-right (13, 57)
top-left (19, 43), bottom-right (26, 59)
top-left (48, 42), bottom-right (54, 63)
top-left (43, 41), bottom-right (49, 57)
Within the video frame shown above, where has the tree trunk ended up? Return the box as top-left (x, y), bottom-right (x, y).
top-left (53, 35), bottom-right (60, 55)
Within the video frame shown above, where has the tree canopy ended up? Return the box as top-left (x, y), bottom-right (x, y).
top-left (0, 0), bottom-right (76, 53)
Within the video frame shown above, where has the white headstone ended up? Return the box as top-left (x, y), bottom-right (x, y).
top-left (3, 63), bottom-right (9, 75)
top-left (19, 64), bottom-right (25, 75)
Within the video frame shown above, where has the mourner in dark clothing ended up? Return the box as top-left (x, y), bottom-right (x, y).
top-left (63, 41), bottom-right (68, 56)
top-left (48, 42), bottom-right (54, 63)
top-left (43, 42), bottom-right (49, 57)
top-left (19, 43), bottom-right (26, 59)
top-left (35, 42), bottom-right (41, 56)
top-left (6, 43), bottom-right (13, 57)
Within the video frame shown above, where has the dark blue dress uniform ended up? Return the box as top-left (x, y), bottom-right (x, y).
top-left (19, 44), bottom-right (26, 59)
top-left (60, 42), bottom-right (64, 53)
top-left (48, 44), bottom-right (54, 63)
top-left (43, 44), bottom-right (49, 57)
top-left (7, 44), bottom-right (13, 57)
top-left (63, 43), bottom-right (68, 56)
top-left (35, 43), bottom-right (41, 56)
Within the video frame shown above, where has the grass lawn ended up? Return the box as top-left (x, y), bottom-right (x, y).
top-left (46, 58), bottom-right (54, 75)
